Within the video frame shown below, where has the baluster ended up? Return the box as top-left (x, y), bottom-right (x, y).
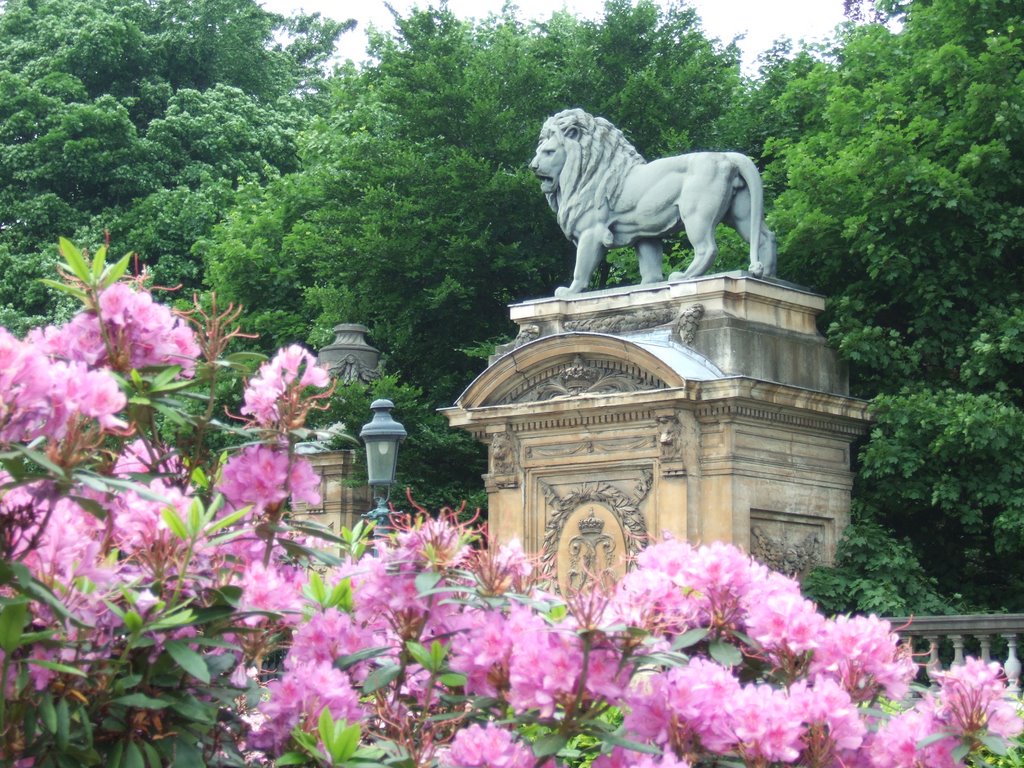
top-left (978, 635), bottom-right (992, 663)
top-left (925, 635), bottom-right (941, 688)
top-left (950, 635), bottom-right (965, 667)
top-left (1002, 634), bottom-right (1021, 696)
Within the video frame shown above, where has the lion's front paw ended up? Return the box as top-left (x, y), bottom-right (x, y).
top-left (749, 261), bottom-right (764, 278)
top-left (554, 286), bottom-right (572, 298)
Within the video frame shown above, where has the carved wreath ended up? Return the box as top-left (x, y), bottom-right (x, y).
top-left (538, 469), bottom-right (653, 585)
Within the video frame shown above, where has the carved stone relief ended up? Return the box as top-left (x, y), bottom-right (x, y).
top-left (564, 308), bottom-right (676, 334)
top-left (539, 470), bottom-right (652, 593)
top-left (656, 415), bottom-right (683, 462)
top-left (489, 430), bottom-right (519, 476)
top-left (750, 522), bottom-right (824, 577)
top-left (525, 436), bottom-right (654, 460)
top-left (500, 355), bottom-right (665, 404)
top-left (675, 303), bottom-right (705, 347)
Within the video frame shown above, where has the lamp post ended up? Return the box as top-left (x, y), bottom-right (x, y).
top-left (359, 399), bottom-right (406, 534)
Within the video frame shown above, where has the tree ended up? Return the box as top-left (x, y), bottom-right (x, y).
top-left (771, 0), bottom-right (1024, 612)
top-left (0, 0), bottom-right (350, 330)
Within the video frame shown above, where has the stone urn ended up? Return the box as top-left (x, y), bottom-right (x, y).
top-left (318, 323), bottom-right (381, 383)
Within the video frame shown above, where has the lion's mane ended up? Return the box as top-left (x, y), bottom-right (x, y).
top-left (540, 108), bottom-right (646, 238)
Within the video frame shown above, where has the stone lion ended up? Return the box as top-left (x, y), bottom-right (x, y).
top-left (530, 108), bottom-right (777, 297)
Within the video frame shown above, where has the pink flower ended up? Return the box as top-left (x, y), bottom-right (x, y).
top-left (935, 657), bottom-right (1023, 739)
top-left (810, 614), bottom-right (917, 702)
top-left (217, 445), bottom-right (320, 514)
top-left (725, 683), bottom-right (804, 764)
top-left (440, 723), bottom-right (535, 768)
top-left (30, 282), bottom-right (200, 376)
top-left (241, 345), bottom-right (329, 427)
top-left (593, 750), bottom-right (692, 768)
top-left (237, 560), bottom-right (304, 624)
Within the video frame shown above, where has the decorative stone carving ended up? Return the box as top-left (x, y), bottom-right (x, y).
top-left (567, 512), bottom-right (618, 592)
top-left (675, 303), bottom-right (705, 346)
top-left (539, 470), bottom-right (652, 592)
top-left (751, 525), bottom-right (823, 576)
top-left (489, 430), bottom-right (519, 476)
top-left (501, 355), bottom-right (665, 404)
top-left (564, 308), bottom-right (675, 334)
top-left (318, 324), bottom-right (381, 383)
top-left (656, 415), bottom-right (683, 462)
top-left (529, 108), bottom-right (777, 297)
top-left (525, 436), bottom-right (653, 459)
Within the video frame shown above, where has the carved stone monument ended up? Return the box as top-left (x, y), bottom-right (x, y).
top-left (529, 109), bottom-right (777, 297)
top-left (318, 324), bottom-right (381, 384)
top-left (442, 275), bottom-right (870, 588)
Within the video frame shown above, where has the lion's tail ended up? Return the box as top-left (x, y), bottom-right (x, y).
top-left (727, 152), bottom-right (768, 277)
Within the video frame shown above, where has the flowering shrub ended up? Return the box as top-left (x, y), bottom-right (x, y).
top-left (1, 240), bottom-right (1021, 767)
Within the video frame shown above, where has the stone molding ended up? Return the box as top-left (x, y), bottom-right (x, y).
top-left (500, 354), bottom-right (666, 404)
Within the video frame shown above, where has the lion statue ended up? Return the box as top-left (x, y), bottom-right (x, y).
top-left (530, 108), bottom-right (777, 297)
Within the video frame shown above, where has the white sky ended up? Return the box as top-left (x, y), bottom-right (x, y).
top-left (262, 0), bottom-right (849, 73)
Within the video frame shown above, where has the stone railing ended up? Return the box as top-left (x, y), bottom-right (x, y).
top-left (886, 614), bottom-right (1023, 695)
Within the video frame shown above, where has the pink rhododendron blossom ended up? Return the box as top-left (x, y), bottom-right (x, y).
top-left (241, 345), bottom-right (329, 426)
top-left (29, 282), bottom-right (200, 375)
top-left (725, 683), bottom-right (804, 764)
top-left (868, 703), bottom-right (956, 768)
top-left (440, 723), bottom-right (536, 768)
top-left (255, 661), bottom-right (364, 751)
top-left (287, 608), bottom-right (377, 679)
top-left (810, 614), bottom-right (916, 702)
top-left (237, 560), bottom-right (305, 624)
top-left (788, 677), bottom-right (866, 754)
top-left (593, 749), bottom-right (692, 768)
top-left (217, 444), bottom-right (320, 513)
top-left (935, 657), bottom-right (1023, 739)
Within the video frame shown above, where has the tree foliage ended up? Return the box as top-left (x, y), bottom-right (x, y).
top-left (0, 0), bottom-right (350, 331)
top-left (771, 0), bottom-right (1024, 612)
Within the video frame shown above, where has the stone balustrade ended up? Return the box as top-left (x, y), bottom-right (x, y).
top-left (886, 614), bottom-right (1023, 695)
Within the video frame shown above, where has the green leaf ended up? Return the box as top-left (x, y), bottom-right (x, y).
top-left (27, 659), bottom-right (87, 677)
top-left (58, 237), bottom-right (91, 283)
top-left (38, 278), bottom-right (89, 302)
top-left (0, 600), bottom-right (28, 653)
top-left (599, 730), bottom-right (662, 754)
top-left (161, 507), bottom-right (189, 540)
top-left (112, 693), bottom-right (171, 709)
top-left (708, 639), bottom-right (743, 667)
top-left (123, 741), bottom-right (145, 768)
top-left (274, 754), bottom-right (310, 766)
top-left (439, 672), bottom-right (466, 687)
top-left (55, 696), bottom-right (70, 751)
top-left (532, 733), bottom-right (568, 758)
top-left (362, 664), bottom-right (402, 693)
top-left (405, 641), bottom-right (436, 671)
top-left (978, 733), bottom-right (1009, 756)
top-left (671, 627), bottom-right (709, 650)
top-left (90, 244), bottom-right (107, 280)
top-left (335, 646), bottom-right (392, 670)
top-left (40, 693), bottom-right (57, 733)
top-left (414, 571), bottom-right (443, 595)
top-left (165, 640), bottom-right (211, 684)
top-left (100, 252), bottom-right (132, 289)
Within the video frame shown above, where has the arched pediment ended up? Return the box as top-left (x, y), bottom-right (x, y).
top-left (456, 332), bottom-right (723, 409)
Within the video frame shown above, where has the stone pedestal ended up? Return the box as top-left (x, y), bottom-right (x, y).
top-left (442, 274), bottom-right (870, 590)
top-left (289, 450), bottom-right (371, 536)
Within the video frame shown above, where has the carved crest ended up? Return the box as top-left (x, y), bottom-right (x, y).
top-left (539, 470), bottom-right (652, 592)
top-left (675, 304), bottom-right (705, 346)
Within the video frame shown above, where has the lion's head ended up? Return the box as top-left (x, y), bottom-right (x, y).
top-left (529, 109), bottom-right (645, 238)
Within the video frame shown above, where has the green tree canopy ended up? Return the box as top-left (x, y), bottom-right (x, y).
top-left (0, 0), bottom-right (350, 330)
top-left (772, 0), bottom-right (1024, 612)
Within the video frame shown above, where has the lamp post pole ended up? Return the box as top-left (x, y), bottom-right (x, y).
top-left (359, 399), bottom-right (406, 535)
